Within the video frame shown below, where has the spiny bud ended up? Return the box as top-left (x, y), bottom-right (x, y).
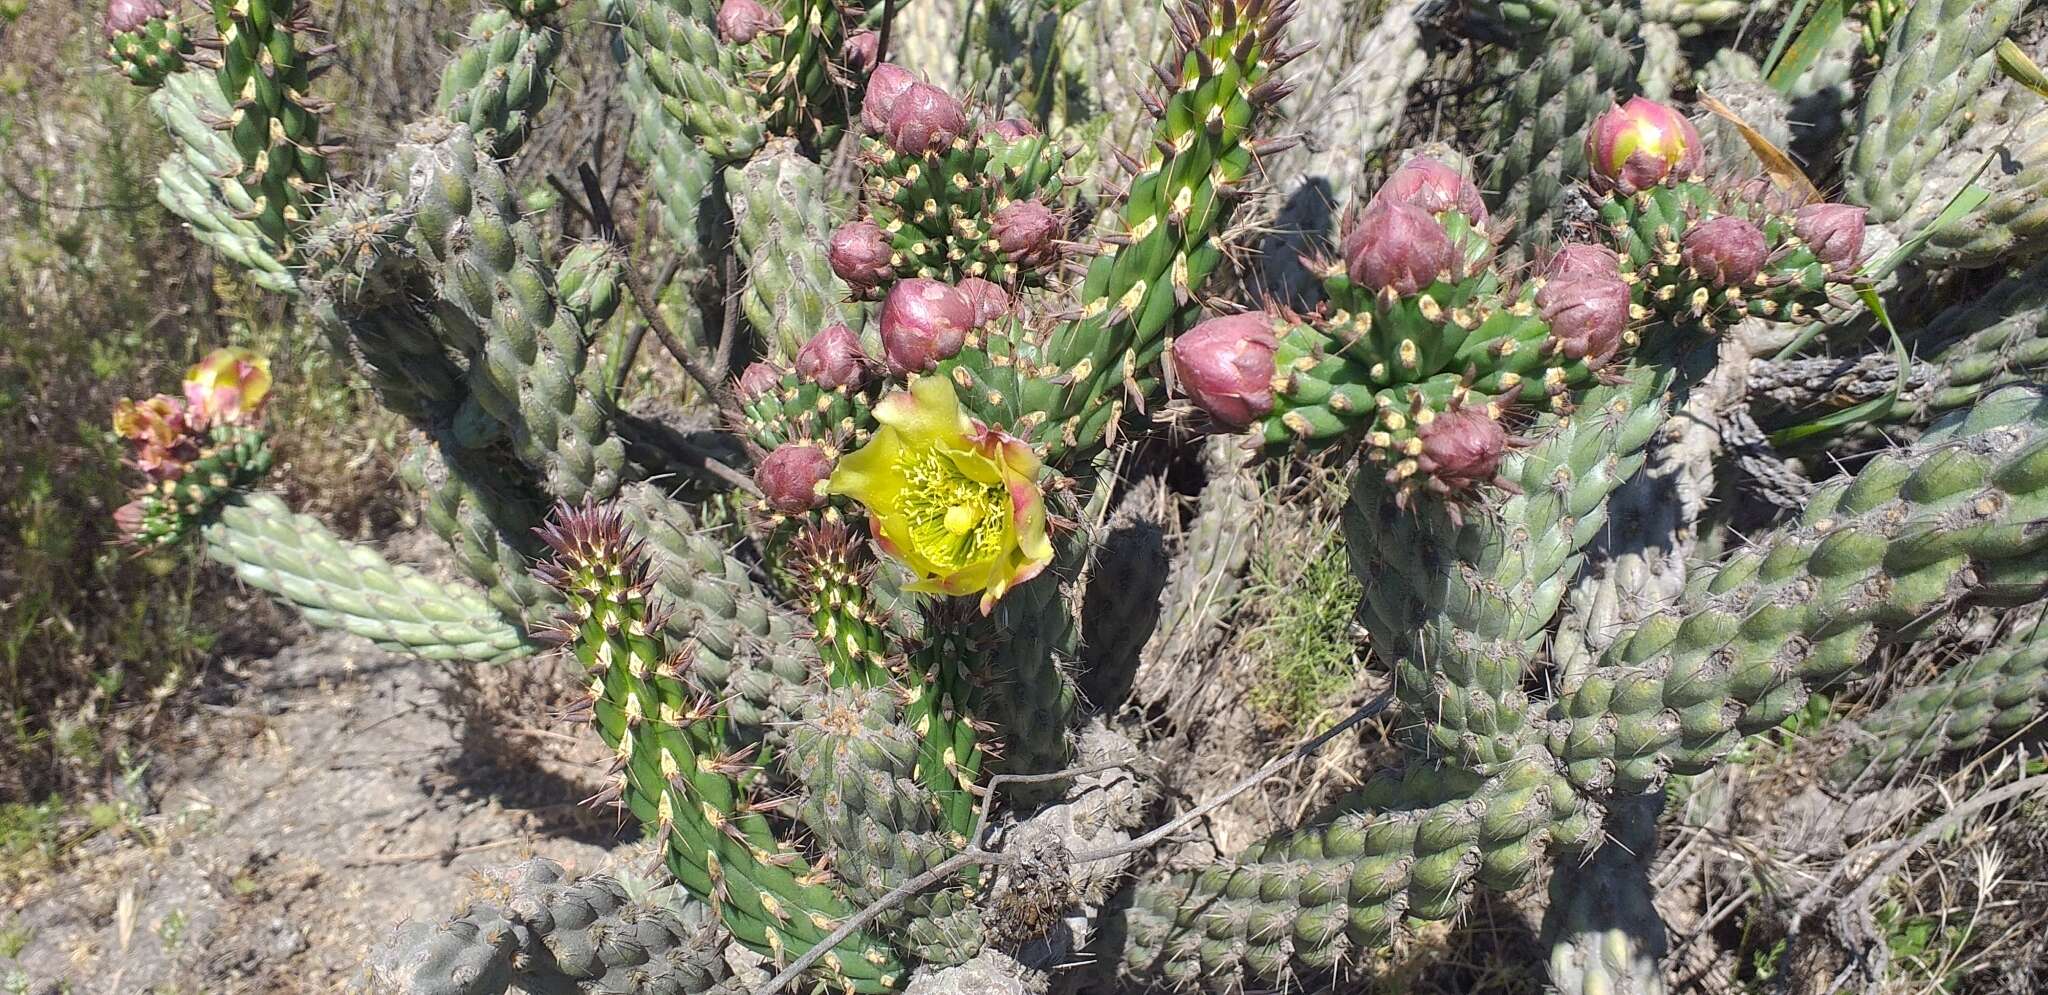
top-left (1793, 203), bottom-right (1867, 270)
top-left (1171, 312), bottom-right (1280, 429)
top-left (1681, 216), bottom-right (1768, 287)
top-left (991, 200), bottom-right (1060, 267)
top-left (1537, 275), bottom-right (1630, 368)
top-left (958, 277), bottom-right (1010, 326)
top-left (1417, 407), bottom-right (1508, 488)
top-left (795, 324), bottom-right (870, 390)
top-left (756, 444), bottom-right (835, 514)
top-left (984, 118), bottom-right (1038, 141)
top-left (883, 82), bottom-right (966, 157)
top-left (1586, 97), bottom-right (1702, 195)
top-left (1343, 202), bottom-right (1455, 296)
top-left (737, 361), bottom-right (781, 400)
top-left (828, 220), bottom-right (894, 290)
top-left (1369, 156), bottom-right (1487, 223)
top-left (112, 500), bottom-right (148, 545)
top-left (844, 30), bottom-right (880, 72)
top-left (880, 278), bottom-right (975, 374)
top-left (716, 0), bottom-right (779, 44)
top-left (105, 0), bottom-right (168, 36)
top-left (1544, 243), bottom-right (1623, 282)
top-left (862, 63), bottom-right (916, 132)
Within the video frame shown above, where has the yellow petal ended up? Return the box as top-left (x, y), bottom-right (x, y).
top-left (827, 428), bottom-right (907, 512)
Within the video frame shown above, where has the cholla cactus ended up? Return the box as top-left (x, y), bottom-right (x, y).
top-left (101, 1), bottom-right (2048, 993)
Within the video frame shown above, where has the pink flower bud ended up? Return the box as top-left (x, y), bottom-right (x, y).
top-left (1343, 202), bottom-right (1456, 296)
top-left (1170, 313), bottom-right (1280, 429)
top-left (984, 117), bottom-right (1038, 141)
top-left (1537, 275), bottom-right (1631, 368)
top-left (958, 277), bottom-right (1009, 325)
top-left (1369, 156), bottom-right (1488, 223)
top-left (716, 0), bottom-right (779, 44)
top-left (737, 361), bottom-right (782, 400)
top-left (991, 200), bottom-right (1060, 266)
top-left (105, 0), bottom-right (167, 37)
top-left (828, 220), bottom-right (894, 290)
top-left (1681, 216), bottom-right (1768, 287)
top-left (795, 323), bottom-right (870, 390)
top-left (883, 82), bottom-right (966, 156)
top-left (844, 30), bottom-right (880, 72)
top-left (1417, 407), bottom-right (1508, 488)
top-left (1793, 203), bottom-right (1867, 269)
top-left (756, 444), bottom-right (835, 514)
top-left (112, 500), bottom-right (148, 544)
top-left (1544, 243), bottom-right (1622, 282)
top-left (880, 278), bottom-right (975, 374)
top-left (861, 63), bottom-right (916, 132)
top-left (1586, 97), bottom-right (1703, 195)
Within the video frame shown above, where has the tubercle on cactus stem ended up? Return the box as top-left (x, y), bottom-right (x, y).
top-left (534, 500), bottom-right (908, 992)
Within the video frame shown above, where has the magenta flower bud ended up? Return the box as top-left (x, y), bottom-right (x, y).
top-left (1681, 216), bottom-right (1769, 287)
top-left (991, 200), bottom-right (1060, 266)
top-left (1170, 313), bottom-right (1280, 429)
top-left (105, 0), bottom-right (167, 36)
top-left (862, 63), bottom-right (916, 132)
top-left (795, 324), bottom-right (870, 390)
top-left (958, 277), bottom-right (1010, 326)
top-left (737, 361), bottom-right (781, 400)
top-left (716, 0), bottom-right (779, 44)
top-left (1793, 203), bottom-right (1867, 269)
top-left (828, 220), bottom-right (894, 290)
top-left (1343, 202), bottom-right (1457, 296)
top-left (756, 444), bottom-right (835, 514)
top-left (1586, 97), bottom-right (1703, 195)
top-left (1369, 156), bottom-right (1488, 223)
top-left (844, 30), bottom-right (880, 72)
top-left (1537, 275), bottom-right (1631, 368)
top-left (984, 117), bottom-right (1039, 141)
top-left (1417, 407), bottom-right (1509, 488)
top-left (880, 278), bottom-right (976, 373)
top-left (1544, 243), bottom-right (1622, 282)
top-left (112, 500), bottom-right (149, 545)
top-left (883, 82), bottom-right (966, 156)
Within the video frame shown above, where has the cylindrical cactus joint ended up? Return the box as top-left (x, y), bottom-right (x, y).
top-left (1171, 312), bottom-right (1280, 429)
top-left (1586, 97), bottom-right (1703, 195)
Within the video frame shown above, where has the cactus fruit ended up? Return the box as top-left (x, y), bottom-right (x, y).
top-left (102, 1), bottom-right (2048, 993)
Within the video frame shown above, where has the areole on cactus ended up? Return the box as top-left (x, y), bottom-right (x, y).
top-left (827, 375), bottom-right (1052, 614)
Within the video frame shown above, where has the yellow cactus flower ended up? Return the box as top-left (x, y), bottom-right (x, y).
top-left (828, 376), bottom-right (1053, 613)
top-left (183, 347), bottom-right (272, 428)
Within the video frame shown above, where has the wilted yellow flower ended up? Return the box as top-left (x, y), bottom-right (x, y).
top-left (112, 393), bottom-right (194, 481)
top-left (828, 376), bottom-right (1052, 613)
top-left (183, 347), bottom-right (271, 428)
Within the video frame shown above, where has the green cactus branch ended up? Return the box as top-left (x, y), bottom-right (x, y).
top-left (1829, 614), bottom-right (2048, 786)
top-left (203, 492), bottom-right (534, 663)
top-left (1550, 386), bottom-right (2048, 795)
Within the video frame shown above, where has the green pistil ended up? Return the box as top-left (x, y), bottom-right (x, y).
top-left (896, 449), bottom-right (1006, 571)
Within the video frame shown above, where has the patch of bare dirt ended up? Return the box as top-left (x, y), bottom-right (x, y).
top-left (1, 627), bottom-right (628, 995)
